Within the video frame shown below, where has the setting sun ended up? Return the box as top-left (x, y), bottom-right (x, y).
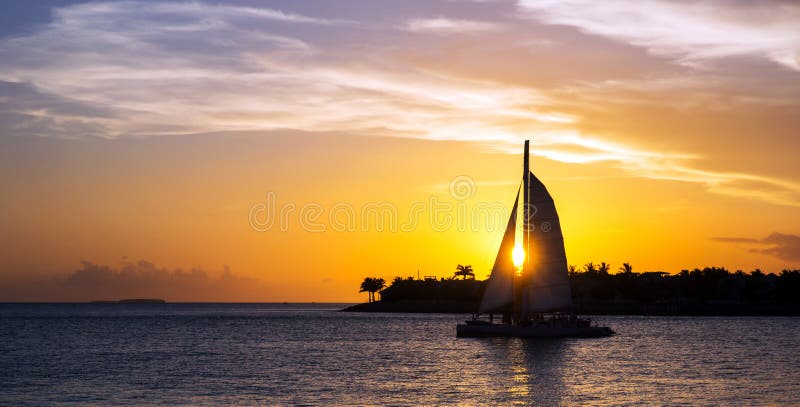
top-left (512, 245), bottom-right (525, 267)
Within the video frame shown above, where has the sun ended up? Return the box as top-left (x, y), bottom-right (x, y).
top-left (512, 245), bottom-right (525, 267)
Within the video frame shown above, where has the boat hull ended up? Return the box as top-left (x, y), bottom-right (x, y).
top-left (456, 323), bottom-right (614, 338)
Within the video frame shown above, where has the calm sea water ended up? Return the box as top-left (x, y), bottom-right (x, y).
top-left (1, 304), bottom-right (798, 406)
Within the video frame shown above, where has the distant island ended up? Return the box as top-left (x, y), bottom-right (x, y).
top-left (344, 264), bottom-right (800, 316)
top-left (90, 299), bottom-right (166, 304)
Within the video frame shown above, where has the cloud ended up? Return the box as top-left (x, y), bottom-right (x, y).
top-left (0, 1), bottom-right (574, 144)
top-left (0, 1), bottom-right (798, 207)
top-left (0, 80), bottom-right (121, 139)
top-left (502, 131), bottom-right (800, 206)
top-left (401, 18), bottom-right (501, 33)
top-left (517, 0), bottom-right (800, 70)
top-left (759, 233), bottom-right (800, 261)
top-left (0, 260), bottom-right (271, 302)
top-left (710, 236), bottom-right (760, 243)
top-left (712, 232), bottom-right (800, 262)
top-left (59, 2), bottom-right (352, 26)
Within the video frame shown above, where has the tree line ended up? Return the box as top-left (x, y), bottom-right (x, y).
top-left (359, 263), bottom-right (800, 307)
top-left (569, 263), bottom-right (799, 305)
top-left (359, 264), bottom-right (479, 302)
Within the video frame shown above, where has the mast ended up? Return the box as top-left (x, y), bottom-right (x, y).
top-left (513, 140), bottom-right (531, 323)
top-left (523, 140), bottom-right (530, 265)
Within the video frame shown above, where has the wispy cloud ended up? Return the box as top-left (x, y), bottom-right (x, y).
top-left (0, 80), bottom-right (119, 139)
top-left (0, 1), bottom-right (566, 141)
top-left (401, 17), bottom-right (501, 33)
top-left (0, 1), bottom-right (798, 207)
top-left (512, 132), bottom-right (800, 207)
top-left (712, 233), bottom-right (800, 262)
top-left (59, 1), bottom-right (353, 26)
top-left (711, 237), bottom-right (760, 244)
top-left (759, 233), bottom-right (800, 261)
top-left (517, 0), bottom-right (800, 70)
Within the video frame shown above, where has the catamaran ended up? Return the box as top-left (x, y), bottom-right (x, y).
top-left (456, 140), bottom-right (614, 338)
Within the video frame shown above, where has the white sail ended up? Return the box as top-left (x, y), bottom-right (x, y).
top-left (522, 171), bottom-right (572, 313)
top-left (477, 190), bottom-right (519, 314)
top-left (456, 140), bottom-right (616, 337)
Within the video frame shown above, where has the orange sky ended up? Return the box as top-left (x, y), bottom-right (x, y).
top-left (1, 1), bottom-right (799, 301)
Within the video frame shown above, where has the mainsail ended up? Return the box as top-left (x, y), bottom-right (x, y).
top-left (521, 170), bottom-right (572, 313)
top-left (459, 140), bottom-right (616, 337)
top-left (476, 141), bottom-right (572, 318)
top-left (477, 190), bottom-right (519, 314)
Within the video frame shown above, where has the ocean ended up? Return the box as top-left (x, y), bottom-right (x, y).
top-left (1, 303), bottom-right (798, 406)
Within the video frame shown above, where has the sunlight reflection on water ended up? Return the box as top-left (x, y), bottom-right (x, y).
top-left (1, 304), bottom-right (798, 405)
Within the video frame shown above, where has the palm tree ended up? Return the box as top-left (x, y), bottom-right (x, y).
top-left (359, 277), bottom-right (386, 303)
top-left (598, 262), bottom-right (610, 276)
top-left (619, 262), bottom-right (633, 274)
top-left (568, 264), bottom-right (578, 276)
top-left (454, 264), bottom-right (475, 280)
top-left (584, 262), bottom-right (596, 276)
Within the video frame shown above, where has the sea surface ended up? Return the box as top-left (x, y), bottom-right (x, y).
top-left (1, 303), bottom-right (798, 406)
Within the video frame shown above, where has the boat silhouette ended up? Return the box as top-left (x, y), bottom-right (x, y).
top-left (457, 140), bottom-right (614, 338)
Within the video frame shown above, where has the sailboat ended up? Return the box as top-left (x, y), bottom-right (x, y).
top-left (456, 140), bottom-right (614, 338)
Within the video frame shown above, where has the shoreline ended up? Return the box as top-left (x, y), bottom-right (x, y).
top-left (341, 300), bottom-right (800, 316)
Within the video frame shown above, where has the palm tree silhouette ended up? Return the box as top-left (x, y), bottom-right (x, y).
top-left (359, 277), bottom-right (386, 302)
top-left (598, 262), bottom-right (610, 276)
top-left (584, 262), bottom-right (597, 276)
top-left (454, 264), bottom-right (475, 280)
top-left (619, 262), bottom-right (634, 274)
top-left (568, 264), bottom-right (578, 276)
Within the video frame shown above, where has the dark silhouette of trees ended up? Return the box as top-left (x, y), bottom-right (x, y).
top-left (454, 264), bottom-right (475, 280)
top-left (619, 262), bottom-right (633, 274)
top-left (359, 277), bottom-right (386, 302)
top-left (583, 262), bottom-right (597, 276)
top-left (359, 264), bottom-right (800, 314)
top-left (378, 276), bottom-right (483, 303)
top-left (598, 262), bottom-right (610, 276)
top-left (568, 264), bottom-right (578, 276)
top-left (569, 265), bottom-right (800, 313)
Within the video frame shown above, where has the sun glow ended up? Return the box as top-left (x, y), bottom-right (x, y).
top-left (512, 245), bottom-right (525, 267)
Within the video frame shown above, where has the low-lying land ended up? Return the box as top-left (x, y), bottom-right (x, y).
top-left (344, 267), bottom-right (800, 315)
